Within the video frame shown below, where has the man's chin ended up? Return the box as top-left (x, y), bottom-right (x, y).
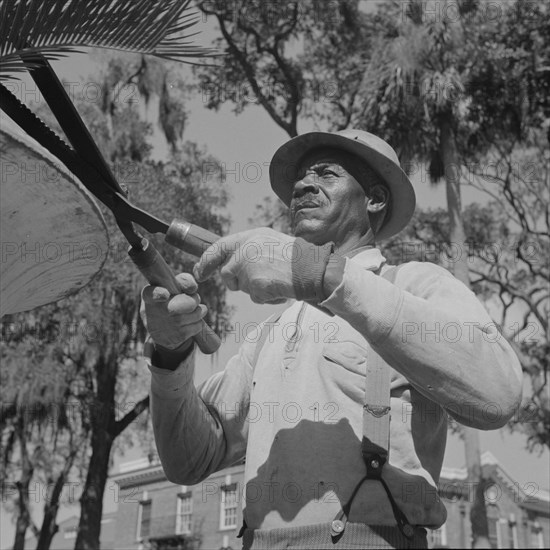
top-left (292, 220), bottom-right (328, 245)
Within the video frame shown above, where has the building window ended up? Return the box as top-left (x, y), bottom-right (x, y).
top-left (428, 523), bottom-right (447, 547)
top-left (220, 483), bottom-right (238, 530)
top-left (137, 498), bottom-right (152, 540)
top-left (507, 514), bottom-right (519, 549)
top-left (487, 504), bottom-right (501, 548)
top-left (490, 514), bottom-right (519, 549)
top-left (176, 492), bottom-right (193, 535)
top-left (495, 517), bottom-right (510, 549)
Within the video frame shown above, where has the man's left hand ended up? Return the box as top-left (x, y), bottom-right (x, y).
top-left (193, 228), bottom-right (295, 304)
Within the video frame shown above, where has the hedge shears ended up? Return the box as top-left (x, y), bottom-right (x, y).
top-left (0, 53), bottom-right (221, 353)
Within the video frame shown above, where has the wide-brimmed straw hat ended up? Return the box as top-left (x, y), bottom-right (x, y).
top-left (269, 129), bottom-right (416, 240)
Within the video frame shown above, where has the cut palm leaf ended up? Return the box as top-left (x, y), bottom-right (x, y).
top-left (0, 0), bottom-right (217, 80)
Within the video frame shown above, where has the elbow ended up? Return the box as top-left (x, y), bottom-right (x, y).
top-left (160, 456), bottom-right (207, 486)
top-left (476, 400), bottom-right (516, 430)
top-left (482, 351), bottom-right (523, 429)
top-left (451, 385), bottom-right (522, 431)
top-left (487, 382), bottom-right (523, 429)
top-left (157, 437), bottom-right (221, 485)
top-left (469, 345), bottom-right (523, 430)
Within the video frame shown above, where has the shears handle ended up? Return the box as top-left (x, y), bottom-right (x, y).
top-left (129, 239), bottom-right (221, 355)
top-left (164, 219), bottom-right (219, 257)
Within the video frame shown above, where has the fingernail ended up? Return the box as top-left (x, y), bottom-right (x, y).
top-left (152, 290), bottom-right (169, 302)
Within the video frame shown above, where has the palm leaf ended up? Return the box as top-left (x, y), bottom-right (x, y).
top-left (0, 0), bottom-right (217, 80)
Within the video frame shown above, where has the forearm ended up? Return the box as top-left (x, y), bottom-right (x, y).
top-left (321, 259), bottom-right (523, 429)
top-left (149, 349), bottom-right (228, 484)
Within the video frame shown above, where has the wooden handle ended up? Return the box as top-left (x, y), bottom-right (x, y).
top-left (165, 219), bottom-right (219, 257)
top-left (128, 239), bottom-right (221, 355)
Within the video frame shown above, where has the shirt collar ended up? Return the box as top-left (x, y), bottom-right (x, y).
top-left (344, 246), bottom-right (387, 271)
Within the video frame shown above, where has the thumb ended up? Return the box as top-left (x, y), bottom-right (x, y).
top-left (142, 285), bottom-right (171, 303)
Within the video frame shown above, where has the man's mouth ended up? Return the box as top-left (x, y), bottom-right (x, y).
top-left (293, 201), bottom-right (322, 213)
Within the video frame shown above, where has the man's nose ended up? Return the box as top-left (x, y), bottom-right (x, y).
top-left (292, 172), bottom-right (319, 198)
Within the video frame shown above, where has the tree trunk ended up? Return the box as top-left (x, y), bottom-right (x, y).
top-left (440, 116), bottom-right (469, 284)
top-left (13, 429), bottom-right (35, 550)
top-left (35, 478), bottom-right (62, 550)
top-left (13, 478), bottom-right (33, 550)
top-left (440, 115), bottom-right (491, 549)
top-left (74, 418), bottom-right (115, 550)
top-left (35, 459), bottom-right (74, 550)
top-left (75, 353), bottom-right (117, 550)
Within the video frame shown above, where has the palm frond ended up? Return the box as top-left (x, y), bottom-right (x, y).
top-left (0, 0), bottom-right (217, 80)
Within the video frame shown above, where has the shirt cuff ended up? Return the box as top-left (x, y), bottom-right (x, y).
top-left (320, 258), bottom-right (404, 345)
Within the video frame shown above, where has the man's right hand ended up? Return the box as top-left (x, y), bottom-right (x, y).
top-left (140, 273), bottom-right (208, 351)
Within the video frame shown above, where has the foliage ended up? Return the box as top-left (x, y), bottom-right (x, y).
top-left (0, 0), bottom-right (215, 80)
top-left (194, 0), bottom-right (329, 137)
top-left (1, 306), bottom-right (91, 549)
top-left (465, 131), bottom-right (549, 451)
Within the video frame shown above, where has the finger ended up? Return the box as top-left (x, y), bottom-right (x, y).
top-left (175, 273), bottom-right (198, 295)
top-left (264, 298), bottom-right (288, 305)
top-left (142, 285), bottom-right (171, 303)
top-left (194, 235), bottom-right (240, 282)
top-left (180, 319), bottom-right (206, 340)
top-left (220, 264), bottom-right (239, 291)
top-left (250, 293), bottom-right (265, 304)
top-left (167, 293), bottom-right (201, 315)
top-left (175, 304), bottom-right (208, 327)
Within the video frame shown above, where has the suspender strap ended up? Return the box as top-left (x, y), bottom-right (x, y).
top-left (332, 347), bottom-right (414, 540)
top-left (362, 350), bottom-right (414, 539)
top-left (362, 349), bottom-right (391, 469)
top-left (331, 265), bottom-right (415, 540)
top-left (363, 264), bottom-right (398, 472)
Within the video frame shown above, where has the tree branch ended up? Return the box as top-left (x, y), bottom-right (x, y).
top-left (112, 395), bottom-right (149, 437)
top-left (215, 14), bottom-right (296, 136)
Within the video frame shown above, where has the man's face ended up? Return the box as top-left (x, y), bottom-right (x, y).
top-left (290, 149), bottom-right (370, 247)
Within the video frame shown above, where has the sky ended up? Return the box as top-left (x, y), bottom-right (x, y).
top-left (1, 2), bottom-right (548, 547)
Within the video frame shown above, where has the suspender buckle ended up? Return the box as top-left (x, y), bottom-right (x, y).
top-left (364, 452), bottom-right (386, 478)
top-left (363, 404), bottom-right (390, 418)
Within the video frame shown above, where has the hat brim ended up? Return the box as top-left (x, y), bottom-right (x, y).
top-left (269, 132), bottom-right (415, 241)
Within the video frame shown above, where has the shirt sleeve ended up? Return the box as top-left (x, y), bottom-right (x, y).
top-left (321, 259), bottom-right (523, 429)
top-left (149, 333), bottom-right (258, 485)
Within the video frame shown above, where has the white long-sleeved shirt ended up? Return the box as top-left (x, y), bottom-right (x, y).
top-left (149, 248), bottom-right (522, 530)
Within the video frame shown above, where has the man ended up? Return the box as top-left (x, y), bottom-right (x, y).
top-left (142, 130), bottom-right (522, 549)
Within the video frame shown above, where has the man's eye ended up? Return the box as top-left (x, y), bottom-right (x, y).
top-left (320, 169), bottom-right (338, 177)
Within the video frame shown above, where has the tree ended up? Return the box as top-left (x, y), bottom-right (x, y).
top-left (1, 305), bottom-right (92, 550)
top-left (194, 0), bottom-right (326, 137)
top-left (464, 131), bottom-right (549, 452)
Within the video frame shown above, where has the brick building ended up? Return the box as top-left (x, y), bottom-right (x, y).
top-left (111, 452), bottom-right (549, 550)
top-left (111, 460), bottom-right (245, 550)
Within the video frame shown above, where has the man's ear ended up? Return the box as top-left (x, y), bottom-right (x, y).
top-left (365, 184), bottom-right (389, 236)
top-left (365, 184), bottom-right (389, 213)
